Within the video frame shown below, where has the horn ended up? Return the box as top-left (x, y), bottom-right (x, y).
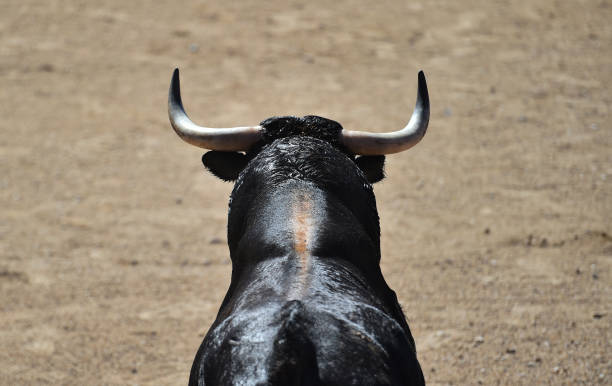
top-left (340, 71), bottom-right (430, 155)
top-left (168, 68), bottom-right (262, 151)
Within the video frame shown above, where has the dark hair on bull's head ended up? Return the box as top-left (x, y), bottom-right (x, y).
top-left (201, 115), bottom-right (386, 184)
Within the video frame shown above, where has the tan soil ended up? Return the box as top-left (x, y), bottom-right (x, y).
top-left (1, 0), bottom-right (610, 384)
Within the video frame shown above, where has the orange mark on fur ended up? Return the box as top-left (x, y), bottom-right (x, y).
top-left (289, 194), bottom-right (313, 299)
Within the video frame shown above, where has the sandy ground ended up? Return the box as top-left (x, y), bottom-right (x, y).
top-left (1, 0), bottom-right (610, 384)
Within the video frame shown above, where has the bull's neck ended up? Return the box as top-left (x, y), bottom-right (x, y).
top-left (228, 180), bottom-right (379, 280)
top-left (218, 180), bottom-right (407, 334)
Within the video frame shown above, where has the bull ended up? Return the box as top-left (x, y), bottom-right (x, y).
top-left (168, 68), bottom-right (430, 385)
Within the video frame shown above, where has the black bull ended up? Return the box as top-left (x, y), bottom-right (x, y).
top-left (170, 76), bottom-right (428, 385)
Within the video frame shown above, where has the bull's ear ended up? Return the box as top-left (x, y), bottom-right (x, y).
top-left (355, 155), bottom-right (386, 183)
top-left (201, 151), bottom-right (248, 182)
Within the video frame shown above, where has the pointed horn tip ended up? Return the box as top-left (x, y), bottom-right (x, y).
top-left (169, 68), bottom-right (184, 111)
top-left (417, 71), bottom-right (427, 91)
top-left (416, 70), bottom-right (429, 107)
top-left (170, 68), bottom-right (180, 91)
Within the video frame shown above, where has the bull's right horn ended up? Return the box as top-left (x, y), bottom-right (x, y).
top-left (340, 71), bottom-right (430, 155)
top-left (168, 68), bottom-right (262, 151)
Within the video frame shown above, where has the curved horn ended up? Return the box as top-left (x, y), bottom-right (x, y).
top-left (340, 71), bottom-right (430, 155)
top-left (168, 68), bottom-right (262, 151)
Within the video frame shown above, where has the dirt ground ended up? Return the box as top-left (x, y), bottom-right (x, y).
top-left (1, 0), bottom-right (610, 384)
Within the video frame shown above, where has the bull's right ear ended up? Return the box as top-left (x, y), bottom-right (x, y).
top-left (355, 155), bottom-right (386, 183)
top-left (201, 151), bottom-right (248, 182)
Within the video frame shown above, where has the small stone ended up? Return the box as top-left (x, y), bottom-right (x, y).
top-left (38, 63), bottom-right (54, 72)
top-left (189, 43), bottom-right (199, 53)
top-left (302, 54), bottom-right (315, 64)
top-left (593, 313), bottom-right (605, 319)
top-left (172, 29), bottom-right (190, 37)
top-left (527, 361), bottom-right (536, 367)
top-left (552, 366), bottom-right (560, 373)
top-left (474, 336), bottom-right (485, 345)
top-left (506, 347), bottom-right (516, 354)
top-left (484, 228), bottom-right (490, 235)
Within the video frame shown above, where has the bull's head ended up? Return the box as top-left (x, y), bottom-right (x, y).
top-left (167, 68), bottom-right (429, 183)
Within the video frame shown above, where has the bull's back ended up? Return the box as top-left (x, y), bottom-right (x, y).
top-left (191, 296), bottom-right (423, 386)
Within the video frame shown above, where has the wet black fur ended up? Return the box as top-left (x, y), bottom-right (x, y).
top-left (202, 151), bottom-right (248, 182)
top-left (202, 116), bottom-right (386, 184)
top-left (191, 116), bottom-right (424, 385)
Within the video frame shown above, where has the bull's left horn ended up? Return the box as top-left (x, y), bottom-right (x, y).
top-left (340, 71), bottom-right (430, 155)
top-left (168, 68), bottom-right (262, 151)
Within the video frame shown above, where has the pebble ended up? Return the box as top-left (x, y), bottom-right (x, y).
top-left (474, 336), bottom-right (485, 345)
top-left (591, 263), bottom-right (600, 279)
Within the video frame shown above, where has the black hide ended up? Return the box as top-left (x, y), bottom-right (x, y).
top-left (190, 116), bottom-right (424, 386)
top-left (201, 116), bottom-right (386, 183)
top-left (202, 151), bottom-right (248, 182)
top-left (355, 155), bottom-right (386, 183)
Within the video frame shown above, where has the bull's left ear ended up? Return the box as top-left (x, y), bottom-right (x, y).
top-left (355, 155), bottom-right (386, 183)
top-left (202, 151), bottom-right (248, 182)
